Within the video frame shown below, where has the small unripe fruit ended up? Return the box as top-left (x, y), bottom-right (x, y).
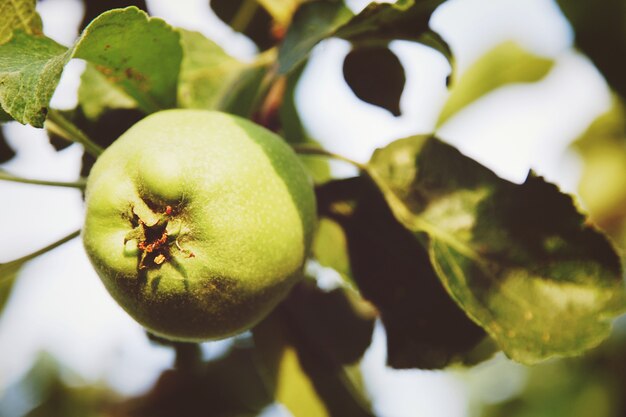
top-left (82, 110), bottom-right (316, 341)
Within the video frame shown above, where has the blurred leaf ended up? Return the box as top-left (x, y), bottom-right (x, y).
top-left (0, 7), bottom-right (181, 127)
top-left (368, 136), bottom-right (626, 364)
top-left (0, 107), bottom-right (11, 122)
top-left (556, 0), bottom-right (626, 100)
top-left (0, 0), bottom-right (42, 44)
top-left (79, 0), bottom-right (148, 30)
top-left (436, 41), bottom-right (554, 127)
top-left (279, 65), bottom-right (332, 182)
top-left (343, 45), bottom-right (406, 116)
top-left (278, 1), bottom-right (353, 74)
top-left (0, 126), bottom-right (16, 163)
top-left (211, 0), bottom-right (277, 51)
top-left (573, 96), bottom-right (626, 237)
top-left (312, 218), bottom-right (355, 287)
top-left (177, 29), bottom-right (247, 110)
top-left (257, 0), bottom-right (301, 25)
top-left (120, 343), bottom-right (272, 417)
top-left (78, 63), bottom-right (137, 120)
top-left (279, 0), bottom-right (451, 76)
top-left (220, 65), bottom-right (269, 117)
top-left (286, 280), bottom-right (377, 365)
top-left (316, 177), bottom-right (486, 369)
top-left (0, 258), bottom-right (22, 318)
top-left (254, 296), bottom-right (375, 417)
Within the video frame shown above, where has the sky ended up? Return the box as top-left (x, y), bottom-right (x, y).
top-left (0, 1), bottom-right (613, 416)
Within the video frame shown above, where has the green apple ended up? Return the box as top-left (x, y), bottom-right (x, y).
top-left (82, 109), bottom-right (316, 341)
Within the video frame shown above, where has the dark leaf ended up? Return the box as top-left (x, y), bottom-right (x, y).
top-left (0, 126), bottom-right (16, 163)
top-left (210, 0), bottom-right (277, 51)
top-left (368, 136), bottom-right (626, 363)
top-left (316, 177), bottom-right (486, 369)
top-left (278, 1), bottom-right (353, 73)
top-left (114, 342), bottom-right (271, 417)
top-left (254, 300), bottom-right (375, 417)
top-left (556, 0), bottom-right (626, 99)
top-left (343, 45), bottom-right (406, 116)
top-left (278, 0), bottom-right (452, 76)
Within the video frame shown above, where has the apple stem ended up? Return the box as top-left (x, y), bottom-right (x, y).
top-left (0, 230), bottom-right (81, 281)
top-left (0, 170), bottom-right (86, 189)
top-left (46, 110), bottom-right (104, 158)
top-left (290, 144), bottom-right (368, 171)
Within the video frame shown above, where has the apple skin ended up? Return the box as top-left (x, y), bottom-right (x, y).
top-left (82, 109), bottom-right (316, 341)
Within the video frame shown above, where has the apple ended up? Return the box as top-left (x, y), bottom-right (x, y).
top-left (82, 109), bottom-right (316, 341)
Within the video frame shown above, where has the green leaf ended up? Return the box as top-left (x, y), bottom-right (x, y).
top-left (316, 177), bottom-right (486, 369)
top-left (0, 259), bottom-right (22, 317)
top-left (278, 1), bottom-right (354, 74)
top-left (0, 0), bottom-right (42, 44)
top-left (436, 41), bottom-right (554, 128)
top-left (556, 0), bottom-right (626, 100)
top-left (0, 31), bottom-right (71, 127)
top-left (78, 63), bottom-right (137, 120)
top-left (573, 96), bottom-right (626, 236)
top-left (177, 29), bottom-right (247, 110)
top-left (0, 7), bottom-right (181, 127)
top-left (343, 45), bottom-right (406, 116)
top-left (257, 0), bottom-right (301, 25)
top-left (312, 218), bottom-right (355, 288)
top-left (368, 136), bottom-right (626, 364)
top-left (254, 297), bottom-right (375, 417)
top-left (79, 0), bottom-right (148, 30)
top-left (73, 7), bottom-right (182, 113)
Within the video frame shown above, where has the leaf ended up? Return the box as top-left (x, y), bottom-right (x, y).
top-left (0, 7), bottom-right (182, 127)
top-left (279, 64), bottom-right (332, 182)
top-left (254, 297), bottom-right (375, 417)
top-left (343, 45), bottom-right (406, 116)
top-left (78, 63), bottom-right (137, 120)
top-left (0, 0), bottom-right (42, 44)
top-left (211, 0), bottom-right (277, 51)
top-left (573, 96), bottom-right (626, 235)
top-left (556, 0), bottom-right (626, 100)
top-left (0, 258), bottom-right (22, 318)
top-left (368, 136), bottom-right (626, 364)
top-left (278, 0), bottom-right (452, 75)
top-left (79, 0), bottom-right (148, 30)
top-left (0, 31), bottom-right (71, 127)
top-left (316, 177), bottom-right (486, 369)
top-left (436, 41), bottom-right (554, 127)
top-left (177, 29), bottom-right (247, 110)
top-left (73, 7), bottom-right (182, 113)
top-left (257, 0), bottom-right (301, 25)
top-left (278, 1), bottom-right (354, 74)
top-left (0, 125), bottom-right (16, 163)
top-left (312, 218), bottom-right (354, 287)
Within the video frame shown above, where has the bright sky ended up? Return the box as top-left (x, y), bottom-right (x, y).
top-left (0, 1), bottom-right (612, 416)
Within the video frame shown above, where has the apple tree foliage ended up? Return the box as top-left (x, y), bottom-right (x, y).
top-left (1, 0), bottom-right (626, 415)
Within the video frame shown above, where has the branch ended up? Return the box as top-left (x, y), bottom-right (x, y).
top-left (0, 170), bottom-right (86, 189)
top-left (291, 144), bottom-right (368, 171)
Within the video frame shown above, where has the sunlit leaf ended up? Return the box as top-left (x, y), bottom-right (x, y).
top-left (368, 136), bottom-right (626, 364)
top-left (177, 29), bottom-right (247, 110)
top-left (0, 7), bottom-right (181, 127)
top-left (0, 0), bottom-right (42, 44)
top-left (573, 96), bottom-right (626, 238)
top-left (436, 41), bottom-right (554, 127)
top-left (78, 63), bottom-right (137, 120)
